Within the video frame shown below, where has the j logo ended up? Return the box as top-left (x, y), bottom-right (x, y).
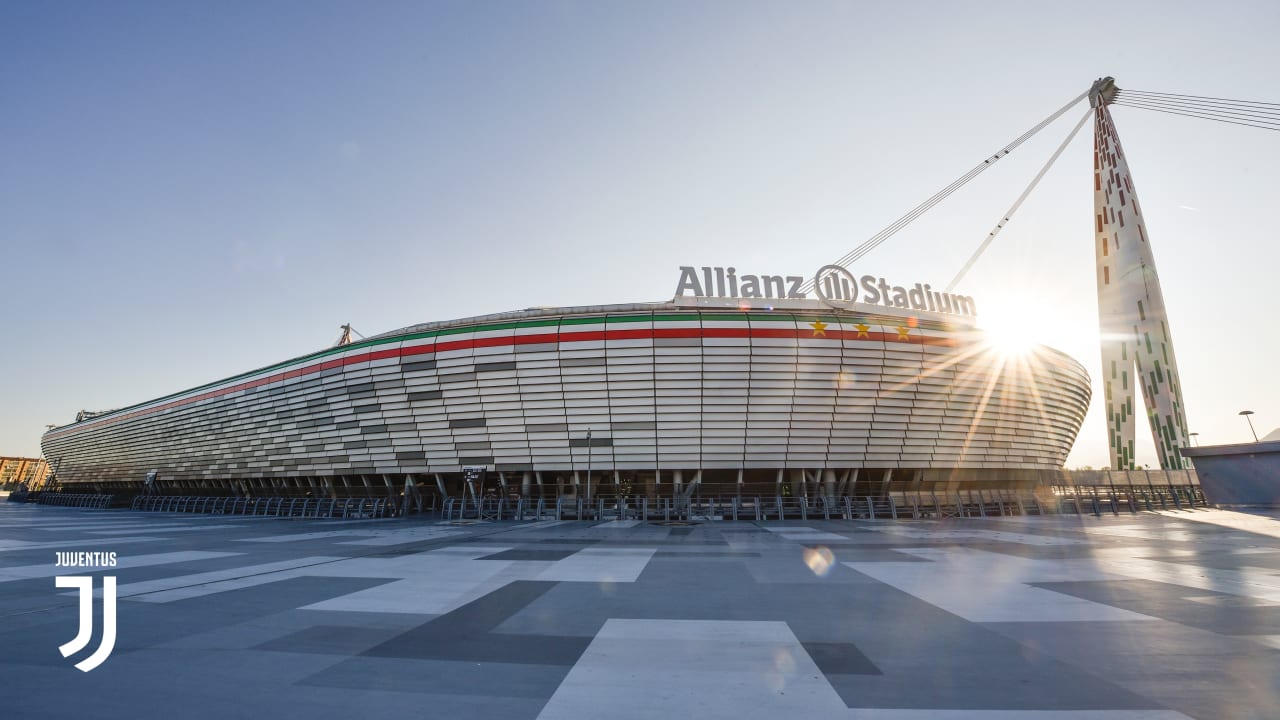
top-left (55, 576), bottom-right (117, 672)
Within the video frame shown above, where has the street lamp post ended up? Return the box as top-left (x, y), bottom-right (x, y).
top-left (1239, 411), bottom-right (1259, 443)
top-left (1188, 432), bottom-right (1199, 447)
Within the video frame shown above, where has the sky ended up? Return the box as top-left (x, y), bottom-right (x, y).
top-left (2, 0), bottom-right (1278, 467)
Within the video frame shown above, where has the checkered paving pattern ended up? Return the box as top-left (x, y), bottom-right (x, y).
top-left (2, 503), bottom-right (1279, 719)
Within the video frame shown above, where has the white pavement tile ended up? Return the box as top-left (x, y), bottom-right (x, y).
top-left (535, 547), bottom-right (656, 583)
top-left (337, 527), bottom-right (462, 546)
top-left (763, 527), bottom-right (851, 542)
top-left (846, 548), bottom-right (1157, 623)
top-left (299, 553), bottom-right (517, 615)
top-left (538, 619), bottom-right (853, 720)
top-left (1183, 595), bottom-right (1280, 607)
top-left (1246, 635), bottom-right (1280, 650)
top-left (0, 551), bottom-right (241, 583)
top-left (87, 525), bottom-right (245, 535)
top-left (31, 522), bottom-right (197, 532)
top-left (233, 526), bottom-right (461, 545)
top-left (299, 545), bottom-right (656, 615)
top-left (0, 537), bottom-right (164, 553)
top-left (866, 526), bottom-right (1086, 546)
top-left (235, 529), bottom-right (380, 543)
top-left (521, 520), bottom-right (575, 529)
top-left (1069, 524), bottom-right (1201, 542)
top-left (1088, 555), bottom-right (1280, 603)
top-left (117, 557), bottom-right (347, 602)
top-left (847, 711), bottom-right (1191, 719)
top-left (1157, 510), bottom-right (1280, 540)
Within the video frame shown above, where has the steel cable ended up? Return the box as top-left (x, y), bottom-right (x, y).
top-left (945, 108), bottom-right (1092, 293)
top-left (1113, 88), bottom-right (1280, 133)
top-left (798, 89), bottom-right (1090, 294)
top-left (1114, 92), bottom-right (1280, 124)
top-left (1113, 100), bottom-right (1280, 132)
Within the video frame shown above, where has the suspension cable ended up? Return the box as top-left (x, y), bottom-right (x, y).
top-left (1115, 93), bottom-right (1280, 118)
top-left (1114, 88), bottom-right (1280, 109)
top-left (945, 108), bottom-right (1092, 293)
top-left (1114, 93), bottom-right (1280, 126)
top-left (798, 89), bottom-right (1090, 294)
top-left (1113, 100), bottom-right (1280, 133)
top-left (1112, 88), bottom-right (1280, 133)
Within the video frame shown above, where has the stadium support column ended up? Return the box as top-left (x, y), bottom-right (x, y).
top-left (1090, 77), bottom-right (1191, 470)
top-left (382, 475), bottom-right (399, 513)
top-left (403, 475), bottom-right (422, 514)
top-left (822, 469), bottom-right (837, 500)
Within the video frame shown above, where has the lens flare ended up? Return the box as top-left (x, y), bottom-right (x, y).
top-left (803, 546), bottom-right (835, 576)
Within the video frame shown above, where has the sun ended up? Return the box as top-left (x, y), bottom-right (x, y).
top-left (984, 322), bottom-right (1038, 356)
top-left (979, 305), bottom-right (1041, 357)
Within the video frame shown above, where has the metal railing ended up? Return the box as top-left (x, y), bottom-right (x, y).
top-left (130, 495), bottom-right (390, 519)
top-left (35, 493), bottom-right (113, 509)
top-left (122, 486), bottom-right (1205, 522)
top-left (1049, 483), bottom-right (1205, 516)
top-left (437, 491), bottom-right (1066, 522)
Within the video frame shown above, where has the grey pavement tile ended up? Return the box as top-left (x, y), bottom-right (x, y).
top-left (1031, 579), bottom-right (1280, 635)
top-left (985, 621), bottom-right (1280, 720)
top-left (300, 655), bottom-right (570, 700)
top-left (984, 619), bottom-right (1278, 667)
top-left (364, 580), bottom-right (593, 665)
top-left (156, 608), bottom-right (430, 651)
top-left (800, 641), bottom-right (882, 675)
top-left (824, 636), bottom-right (1162, 711)
top-left (801, 547), bottom-right (933, 563)
top-left (652, 550), bottom-right (761, 558)
top-left (256, 624), bottom-right (411, 655)
top-left (480, 548), bottom-right (581, 561)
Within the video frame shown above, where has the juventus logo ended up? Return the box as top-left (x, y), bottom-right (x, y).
top-left (55, 576), bottom-right (117, 672)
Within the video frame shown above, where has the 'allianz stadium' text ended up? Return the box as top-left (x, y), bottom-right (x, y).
top-left (674, 266), bottom-right (977, 317)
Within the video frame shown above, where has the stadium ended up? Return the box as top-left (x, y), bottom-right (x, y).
top-left (40, 293), bottom-right (1092, 510)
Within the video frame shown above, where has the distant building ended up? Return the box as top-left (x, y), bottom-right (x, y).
top-left (1181, 427), bottom-right (1280, 507)
top-left (0, 457), bottom-right (51, 490)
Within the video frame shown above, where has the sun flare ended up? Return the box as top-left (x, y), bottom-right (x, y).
top-left (980, 306), bottom-right (1042, 358)
top-left (984, 322), bottom-right (1038, 356)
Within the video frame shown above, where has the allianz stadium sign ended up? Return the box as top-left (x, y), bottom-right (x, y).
top-left (674, 265), bottom-right (977, 317)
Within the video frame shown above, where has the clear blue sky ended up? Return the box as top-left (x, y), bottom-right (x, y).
top-left (3, 0), bottom-right (1278, 467)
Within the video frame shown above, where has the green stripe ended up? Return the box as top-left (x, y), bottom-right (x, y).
top-left (54, 306), bottom-right (969, 430)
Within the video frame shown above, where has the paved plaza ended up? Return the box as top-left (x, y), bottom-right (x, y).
top-left (2, 503), bottom-right (1279, 719)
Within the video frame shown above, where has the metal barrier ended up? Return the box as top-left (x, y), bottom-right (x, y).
top-left (120, 486), bottom-right (1198, 524)
top-left (130, 495), bottom-right (390, 519)
top-left (1050, 481), bottom-right (1205, 516)
top-left (37, 493), bottom-right (113, 509)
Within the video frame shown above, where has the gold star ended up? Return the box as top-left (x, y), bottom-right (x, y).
top-left (896, 326), bottom-right (910, 340)
top-left (809, 320), bottom-right (828, 337)
top-left (854, 323), bottom-right (870, 339)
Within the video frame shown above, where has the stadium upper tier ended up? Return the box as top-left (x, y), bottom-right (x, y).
top-left (42, 302), bottom-right (1090, 494)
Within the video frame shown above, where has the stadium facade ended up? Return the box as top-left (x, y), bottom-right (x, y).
top-left (42, 292), bottom-right (1091, 500)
